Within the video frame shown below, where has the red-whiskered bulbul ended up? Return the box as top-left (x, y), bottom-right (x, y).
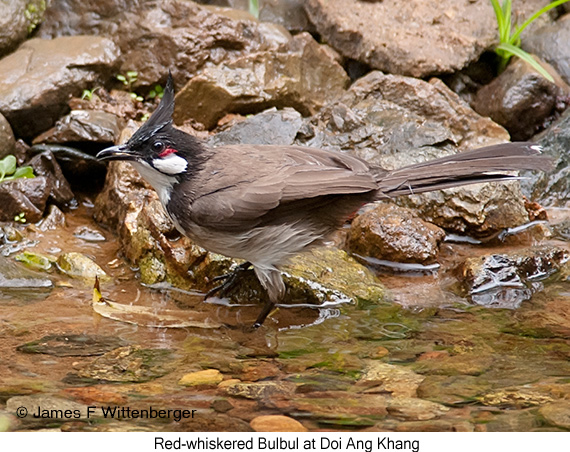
top-left (97, 74), bottom-right (551, 327)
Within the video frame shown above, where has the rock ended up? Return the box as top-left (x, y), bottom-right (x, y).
top-left (250, 415), bottom-right (307, 432)
top-left (68, 346), bottom-right (173, 383)
top-left (348, 203), bottom-right (445, 264)
top-left (73, 226), bottom-right (106, 242)
top-left (14, 251), bottom-right (54, 271)
top-left (413, 353), bottom-right (494, 377)
top-left (477, 387), bottom-right (554, 408)
top-left (174, 32), bottom-right (348, 128)
top-left (417, 375), bottom-right (491, 406)
top-left (29, 144), bottom-right (107, 188)
top-left (523, 13), bottom-right (570, 85)
top-left (386, 397), bottom-right (449, 421)
top-left (32, 110), bottom-right (124, 145)
top-left (480, 410), bottom-right (539, 432)
top-left (457, 246), bottom-right (569, 309)
top-left (357, 361), bottom-right (425, 398)
top-left (220, 381), bottom-right (296, 400)
top-left (0, 36), bottom-right (120, 139)
top-left (304, 0), bottom-right (542, 77)
top-left (210, 398), bottom-right (234, 413)
top-left (0, 177), bottom-right (51, 223)
top-left (39, 0), bottom-right (290, 89)
top-left (295, 71), bottom-right (529, 234)
top-left (60, 387), bottom-right (128, 406)
top-left (539, 401), bottom-right (570, 429)
top-left (0, 0), bottom-right (46, 57)
top-left (27, 151), bottom-right (74, 206)
top-left (56, 252), bottom-right (108, 280)
top-left (472, 58), bottom-right (569, 141)
top-left (178, 369), bottom-right (224, 386)
top-left (0, 113), bottom-right (16, 159)
top-left (521, 109), bottom-right (570, 208)
top-left (16, 334), bottom-right (128, 357)
top-left (395, 419), bottom-right (474, 432)
top-left (0, 256), bottom-right (53, 291)
top-left (38, 211), bottom-right (65, 236)
top-left (208, 108), bottom-right (303, 147)
top-left (231, 360), bottom-right (280, 382)
top-left (259, 0), bottom-right (313, 33)
top-left (507, 299), bottom-right (570, 339)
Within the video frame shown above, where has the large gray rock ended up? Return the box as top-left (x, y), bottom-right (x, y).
top-left (304, 0), bottom-right (550, 78)
top-left (473, 58), bottom-right (569, 141)
top-left (295, 71), bottom-right (529, 234)
top-left (0, 0), bottom-right (46, 57)
top-left (523, 13), bottom-right (570, 86)
top-left (38, 0), bottom-right (291, 89)
top-left (521, 108), bottom-right (570, 207)
top-left (0, 36), bottom-right (120, 139)
top-left (173, 32), bottom-right (349, 128)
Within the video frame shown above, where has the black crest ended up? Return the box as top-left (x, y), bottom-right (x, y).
top-left (128, 72), bottom-right (175, 146)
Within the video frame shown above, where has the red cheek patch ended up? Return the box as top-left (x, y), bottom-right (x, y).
top-left (158, 148), bottom-right (177, 157)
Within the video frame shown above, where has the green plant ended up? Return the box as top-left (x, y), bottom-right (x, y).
top-left (490, 0), bottom-right (569, 82)
top-left (147, 84), bottom-right (164, 100)
top-left (0, 155), bottom-right (35, 184)
top-left (116, 71), bottom-right (144, 101)
top-left (249, 0), bottom-right (259, 18)
top-left (14, 212), bottom-right (26, 224)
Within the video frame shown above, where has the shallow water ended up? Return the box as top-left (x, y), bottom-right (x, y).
top-left (1, 200), bottom-right (569, 432)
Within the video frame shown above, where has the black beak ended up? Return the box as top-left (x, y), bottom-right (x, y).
top-left (96, 144), bottom-right (139, 161)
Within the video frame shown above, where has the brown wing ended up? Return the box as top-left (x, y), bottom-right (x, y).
top-left (179, 145), bottom-right (378, 231)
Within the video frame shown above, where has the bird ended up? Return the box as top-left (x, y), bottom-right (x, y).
top-left (97, 73), bottom-right (552, 328)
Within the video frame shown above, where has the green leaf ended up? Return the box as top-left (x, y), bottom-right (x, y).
top-left (509, 0), bottom-right (570, 45)
top-left (3, 166), bottom-right (35, 181)
top-left (496, 43), bottom-right (554, 82)
top-left (249, 0), bottom-right (259, 18)
top-left (0, 155), bottom-right (17, 181)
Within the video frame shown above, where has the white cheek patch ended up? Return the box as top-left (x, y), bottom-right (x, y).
top-left (152, 154), bottom-right (188, 175)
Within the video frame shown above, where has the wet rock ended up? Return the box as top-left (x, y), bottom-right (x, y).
top-left (523, 13), bottom-right (570, 85)
top-left (56, 252), bottom-right (108, 280)
top-left (74, 226), bottom-right (106, 242)
top-left (69, 346), bottom-right (174, 383)
top-left (178, 369), bottom-right (224, 387)
top-left (220, 381), bottom-right (296, 400)
top-left (29, 144), bottom-right (107, 188)
top-left (174, 32), bottom-right (348, 128)
top-left (16, 334), bottom-right (128, 357)
top-left (6, 395), bottom-right (89, 420)
top-left (14, 251), bottom-right (54, 271)
top-left (417, 375), bottom-right (491, 406)
top-left (457, 246), bottom-right (569, 309)
top-left (210, 398), bottom-right (234, 413)
top-left (0, 113), bottom-right (16, 159)
top-left (507, 299), bottom-right (570, 339)
top-left (296, 71), bottom-right (529, 234)
top-left (0, 411), bottom-right (17, 432)
top-left (38, 205), bottom-right (66, 232)
top-left (477, 387), bottom-right (554, 408)
top-left (250, 415), bottom-right (307, 432)
top-left (539, 401), bottom-right (570, 429)
top-left (33, 110), bottom-right (124, 146)
top-left (259, 0), bottom-right (313, 33)
top-left (0, 257), bottom-right (52, 295)
top-left (0, 176), bottom-right (51, 223)
top-left (358, 361), bottom-right (425, 398)
top-left (472, 58), bottom-right (569, 141)
top-left (479, 410), bottom-right (539, 432)
top-left (172, 412), bottom-right (253, 432)
top-left (60, 387), bottom-right (128, 406)
top-left (0, 0), bottom-right (46, 57)
top-left (208, 108), bottom-right (303, 147)
top-left (521, 109), bottom-right (570, 208)
top-left (413, 353), bottom-right (494, 377)
top-left (348, 203), bottom-right (445, 264)
top-left (39, 0), bottom-right (290, 89)
top-left (0, 36), bottom-right (120, 139)
top-left (28, 150), bottom-right (74, 206)
top-left (386, 397), bottom-right (449, 421)
top-left (230, 360), bottom-right (280, 382)
top-left (395, 419), bottom-right (474, 432)
top-left (304, 0), bottom-right (533, 77)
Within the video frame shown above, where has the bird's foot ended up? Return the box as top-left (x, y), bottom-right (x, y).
top-left (205, 261), bottom-right (253, 300)
top-left (252, 301), bottom-right (276, 328)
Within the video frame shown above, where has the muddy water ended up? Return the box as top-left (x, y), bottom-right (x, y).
top-left (1, 200), bottom-right (569, 432)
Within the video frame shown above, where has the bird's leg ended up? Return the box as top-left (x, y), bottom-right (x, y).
top-left (252, 301), bottom-right (275, 328)
top-left (205, 261), bottom-right (253, 299)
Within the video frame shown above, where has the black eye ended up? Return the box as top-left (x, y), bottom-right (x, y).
top-left (153, 141), bottom-right (165, 152)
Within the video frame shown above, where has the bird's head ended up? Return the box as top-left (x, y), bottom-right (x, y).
top-left (96, 73), bottom-right (205, 185)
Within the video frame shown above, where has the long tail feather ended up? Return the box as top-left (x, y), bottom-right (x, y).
top-left (376, 142), bottom-right (552, 197)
